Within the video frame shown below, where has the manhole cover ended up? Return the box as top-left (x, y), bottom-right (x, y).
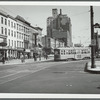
top-left (53, 71), bottom-right (65, 74)
top-left (97, 86), bottom-right (100, 89)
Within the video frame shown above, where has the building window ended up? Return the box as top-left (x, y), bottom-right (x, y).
top-left (1, 27), bottom-right (3, 34)
top-left (19, 33), bottom-right (21, 39)
top-left (22, 26), bottom-right (23, 31)
top-left (24, 27), bottom-right (25, 32)
top-left (11, 30), bottom-right (13, 37)
top-left (17, 32), bottom-right (18, 38)
top-left (8, 29), bottom-right (10, 36)
top-left (17, 41), bottom-right (18, 47)
top-left (8, 20), bottom-right (10, 26)
top-left (20, 41), bottom-right (21, 47)
top-left (14, 31), bottom-right (16, 37)
top-left (21, 33), bottom-right (23, 39)
top-left (12, 40), bottom-right (13, 47)
top-left (22, 42), bottom-right (23, 48)
top-left (14, 23), bottom-right (15, 29)
top-left (17, 24), bottom-right (18, 30)
top-left (14, 41), bottom-right (16, 48)
top-left (5, 28), bottom-right (7, 35)
top-left (1, 17), bottom-right (3, 24)
top-left (11, 22), bottom-right (13, 28)
top-left (19, 25), bottom-right (20, 31)
top-left (9, 39), bottom-right (10, 46)
top-left (5, 19), bottom-right (7, 25)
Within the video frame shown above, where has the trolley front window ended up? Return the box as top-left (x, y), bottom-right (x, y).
top-left (54, 49), bottom-right (60, 55)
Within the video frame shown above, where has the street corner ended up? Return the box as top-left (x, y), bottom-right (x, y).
top-left (84, 61), bottom-right (100, 74)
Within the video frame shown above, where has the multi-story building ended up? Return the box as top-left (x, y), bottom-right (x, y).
top-left (0, 10), bottom-right (43, 60)
top-left (35, 27), bottom-right (43, 47)
top-left (7, 15), bottom-right (17, 59)
top-left (42, 35), bottom-right (64, 54)
top-left (29, 25), bottom-right (39, 57)
top-left (15, 15), bottom-right (36, 59)
top-left (34, 27), bottom-right (43, 55)
top-left (0, 10), bottom-right (8, 59)
top-left (47, 8), bottom-right (73, 47)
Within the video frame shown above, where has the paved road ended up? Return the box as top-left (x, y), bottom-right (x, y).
top-left (0, 59), bottom-right (100, 94)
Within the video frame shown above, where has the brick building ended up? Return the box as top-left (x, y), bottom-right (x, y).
top-left (47, 9), bottom-right (72, 47)
top-left (42, 35), bottom-right (64, 54)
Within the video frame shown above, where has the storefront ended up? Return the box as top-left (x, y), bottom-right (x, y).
top-left (0, 46), bottom-right (7, 60)
top-left (25, 49), bottom-right (31, 59)
top-left (0, 36), bottom-right (7, 60)
top-left (30, 48), bottom-right (34, 58)
top-left (17, 48), bottom-right (24, 59)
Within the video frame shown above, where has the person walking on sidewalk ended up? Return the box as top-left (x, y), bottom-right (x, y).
top-left (39, 53), bottom-right (41, 61)
top-left (45, 53), bottom-right (48, 60)
top-left (20, 53), bottom-right (24, 63)
top-left (33, 53), bottom-right (37, 61)
top-left (2, 56), bottom-right (5, 64)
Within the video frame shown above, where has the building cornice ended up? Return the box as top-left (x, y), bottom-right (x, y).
top-left (34, 27), bottom-right (43, 31)
top-left (0, 10), bottom-right (8, 17)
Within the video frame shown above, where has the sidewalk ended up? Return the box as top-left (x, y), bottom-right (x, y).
top-left (0, 57), bottom-right (54, 66)
top-left (84, 60), bottom-right (100, 73)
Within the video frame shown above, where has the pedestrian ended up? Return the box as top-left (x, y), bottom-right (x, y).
top-left (2, 56), bottom-right (5, 64)
top-left (39, 53), bottom-right (41, 61)
top-left (45, 53), bottom-right (48, 60)
top-left (43, 52), bottom-right (46, 59)
top-left (33, 53), bottom-right (36, 61)
top-left (20, 53), bottom-right (24, 63)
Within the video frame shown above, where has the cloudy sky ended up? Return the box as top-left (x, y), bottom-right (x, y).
top-left (0, 2), bottom-right (100, 46)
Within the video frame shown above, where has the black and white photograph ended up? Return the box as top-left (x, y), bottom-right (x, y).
top-left (0, 98), bottom-right (100, 100)
top-left (0, 1), bottom-right (100, 98)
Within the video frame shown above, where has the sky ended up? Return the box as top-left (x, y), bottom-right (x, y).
top-left (0, 2), bottom-right (100, 46)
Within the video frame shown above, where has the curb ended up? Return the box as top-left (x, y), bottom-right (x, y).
top-left (84, 62), bottom-right (100, 74)
top-left (0, 59), bottom-right (54, 66)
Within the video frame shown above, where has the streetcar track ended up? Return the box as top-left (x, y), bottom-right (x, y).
top-left (0, 63), bottom-right (63, 85)
top-left (0, 60), bottom-right (87, 79)
top-left (0, 60), bottom-right (88, 85)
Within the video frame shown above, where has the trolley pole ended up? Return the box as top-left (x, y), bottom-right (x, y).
top-left (90, 6), bottom-right (95, 68)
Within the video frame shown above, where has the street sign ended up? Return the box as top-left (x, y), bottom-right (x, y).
top-left (91, 39), bottom-right (96, 46)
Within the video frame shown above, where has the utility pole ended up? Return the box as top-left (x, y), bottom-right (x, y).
top-left (90, 6), bottom-right (95, 68)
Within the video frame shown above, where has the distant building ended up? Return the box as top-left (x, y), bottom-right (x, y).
top-left (29, 26), bottom-right (38, 57)
top-left (34, 27), bottom-right (43, 55)
top-left (47, 9), bottom-right (72, 47)
top-left (74, 43), bottom-right (84, 47)
top-left (42, 35), bottom-right (64, 54)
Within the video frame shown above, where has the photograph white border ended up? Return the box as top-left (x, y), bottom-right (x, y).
top-left (0, 1), bottom-right (100, 99)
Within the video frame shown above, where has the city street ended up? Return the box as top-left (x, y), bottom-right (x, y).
top-left (0, 59), bottom-right (100, 94)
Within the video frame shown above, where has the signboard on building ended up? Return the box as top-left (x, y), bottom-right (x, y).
top-left (98, 37), bottom-right (100, 49)
top-left (91, 39), bottom-right (96, 46)
top-left (0, 38), bottom-right (4, 43)
top-left (25, 49), bottom-right (30, 52)
top-left (0, 38), bottom-right (7, 46)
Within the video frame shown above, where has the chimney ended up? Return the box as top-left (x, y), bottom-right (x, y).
top-left (52, 9), bottom-right (58, 18)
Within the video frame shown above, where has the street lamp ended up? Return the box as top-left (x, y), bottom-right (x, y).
top-left (94, 23), bottom-right (100, 58)
top-left (94, 23), bottom-right (100, 28)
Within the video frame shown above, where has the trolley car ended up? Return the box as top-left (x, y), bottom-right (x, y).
top-left (54, 47), bottom-right (91, 61)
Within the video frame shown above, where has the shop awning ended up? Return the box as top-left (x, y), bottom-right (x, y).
top-left (0, 42), bottom-right (7, 46)
top-left (38, 43), bottom-right (43, 48)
